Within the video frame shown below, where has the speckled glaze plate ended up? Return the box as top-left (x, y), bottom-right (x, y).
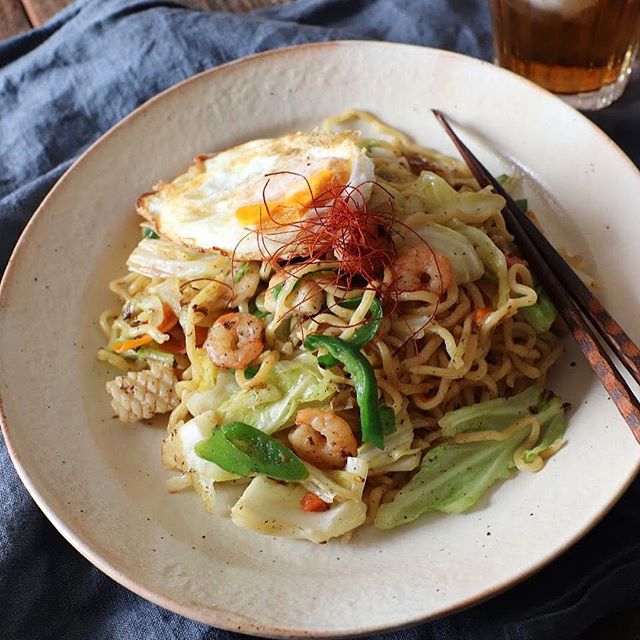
top-left (1, 42), bottom-right (640, 638)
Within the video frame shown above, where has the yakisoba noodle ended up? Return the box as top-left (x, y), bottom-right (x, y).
top-left (98, 110), bottom-right (568, 543)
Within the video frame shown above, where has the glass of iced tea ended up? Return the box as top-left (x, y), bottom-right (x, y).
top-left (489, 0), bottom-right (640, 109)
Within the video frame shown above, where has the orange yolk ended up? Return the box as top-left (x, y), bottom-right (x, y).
top-left (235, 168), bottom-right (351, 226)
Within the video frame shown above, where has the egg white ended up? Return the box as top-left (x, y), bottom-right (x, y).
top-left (138, 131), bottom-right (375, 260)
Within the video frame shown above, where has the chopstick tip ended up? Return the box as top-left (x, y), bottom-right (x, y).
top-left (432, 109), bottom-right (454, 136)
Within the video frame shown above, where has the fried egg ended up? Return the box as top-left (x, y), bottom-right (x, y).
top-left (138, 131), bottom-right (375, 260)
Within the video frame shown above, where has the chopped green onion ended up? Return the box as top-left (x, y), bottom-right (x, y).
top-left (195, 422), bottom-right (309, 481)
top-left (271, 283), bottom-right (284, 300)
top-left (142, 227), bottom-right (159, 239)
top-left (243, 365), bottom-right (260, 379)
top-left (233, 262), bottom-right (249, 284)
top-left (305, 335), bottom-right (384, 449)
top-left (229, 364), bottom-right (261, 379)
top-left (362, 140), bottom-right (380, 153)
top-left (249, 299), bottom-right (269, 319)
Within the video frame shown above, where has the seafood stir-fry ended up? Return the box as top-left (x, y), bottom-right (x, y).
top-left (99, 111), bottom-right (567, 542)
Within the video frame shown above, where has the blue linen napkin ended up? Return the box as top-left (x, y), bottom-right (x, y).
top-left (1, 1), bottom-right (639, 638)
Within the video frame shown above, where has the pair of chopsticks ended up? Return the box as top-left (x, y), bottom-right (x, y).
top-left (432, 110), bottom-right (640, 444)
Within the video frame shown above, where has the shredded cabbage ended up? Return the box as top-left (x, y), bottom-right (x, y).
top-left (186, 353), bottom-right (336, 433)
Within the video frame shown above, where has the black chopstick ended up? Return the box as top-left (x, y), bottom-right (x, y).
top-left (432, 109), bottom-right (640, 444)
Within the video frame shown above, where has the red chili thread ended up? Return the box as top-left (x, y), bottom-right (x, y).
top-left (230, 170), bottom-right (448, 348)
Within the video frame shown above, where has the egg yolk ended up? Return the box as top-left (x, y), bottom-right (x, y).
top-left (235, 167), bottom-right (351, 227)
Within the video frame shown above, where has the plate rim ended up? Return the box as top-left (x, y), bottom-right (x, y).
top-left (1, 40), bottom-right (640, 638)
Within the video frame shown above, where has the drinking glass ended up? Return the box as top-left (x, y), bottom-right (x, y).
top-left (489, 0), bottom-right (640, 109)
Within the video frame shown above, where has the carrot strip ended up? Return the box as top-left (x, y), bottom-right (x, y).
top-left (505, 254), bottom-right (527, 268)
top-left (158, 325), bottom-right (208, 355)
top-left (300, 492), bottom-right (330, 512)
top-left (473, 307), bottom-right (494, 326)
top-left (112, 335), bottom-right (153, 353)
top-left (113, 304), bottom-right (178, 353)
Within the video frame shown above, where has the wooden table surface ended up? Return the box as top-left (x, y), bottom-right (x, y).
top-left (0, 1), bottom-right (639, 639)
top-left (0, 0), bottom-right (285, 38)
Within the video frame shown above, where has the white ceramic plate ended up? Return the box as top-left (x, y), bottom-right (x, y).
top-left (1, 42), bottom-right (640, 638)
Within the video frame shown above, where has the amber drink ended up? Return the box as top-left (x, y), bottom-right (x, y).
top-left (489, 0), bottom-right (640, 109)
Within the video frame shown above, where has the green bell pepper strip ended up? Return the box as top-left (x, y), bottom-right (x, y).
top-left (515, 198), bottom-right (528, 212)
top-left (195, 428), bottom-right (254, 476)
top-left (517, 286), bottom-right (557, 333)
top-left (142, 227), bottom-right (159, 239)
top-left (195, 422), bottom-right (309, 481)
top-left (304, 335), bottom-right (384, 449)
top-left (318, 297), bottom-right (383, 368)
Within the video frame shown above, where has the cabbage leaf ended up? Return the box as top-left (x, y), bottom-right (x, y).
top-left (127, 238), bottom-right (233, 280)
top-left (439, 385), bottom-right (543, 437)
top-left (231, 476), bottom-right (367, 543)
top-left (375, 387), bottom-right (566, 529)
top-left (400, 171), bottom-right (505, 223)
top-left (160, 411), bottom-right (241, 513)
top-left (303, 457), bottom-right (368, 503)
top-left (400, 216), bottom-right (485, 285)
top-left (186, 353), bottom-right (336, 434)
top-left (358, 411), bottom-right (421, 474)
top-left (163, 411), bottom-right (240, 482)
top-left (448, 219), bottom-right (510, 307)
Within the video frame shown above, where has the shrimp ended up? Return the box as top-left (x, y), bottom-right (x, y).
top-left (393, 244), bottom-right (453, 295)
top-left (204, 312), bottom-right (264, 369)
top-left (288, 409), bottom-right (358, 470)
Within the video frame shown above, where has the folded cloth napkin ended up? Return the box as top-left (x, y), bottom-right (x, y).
top-left (1, 1), bottom-right (639, 638)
